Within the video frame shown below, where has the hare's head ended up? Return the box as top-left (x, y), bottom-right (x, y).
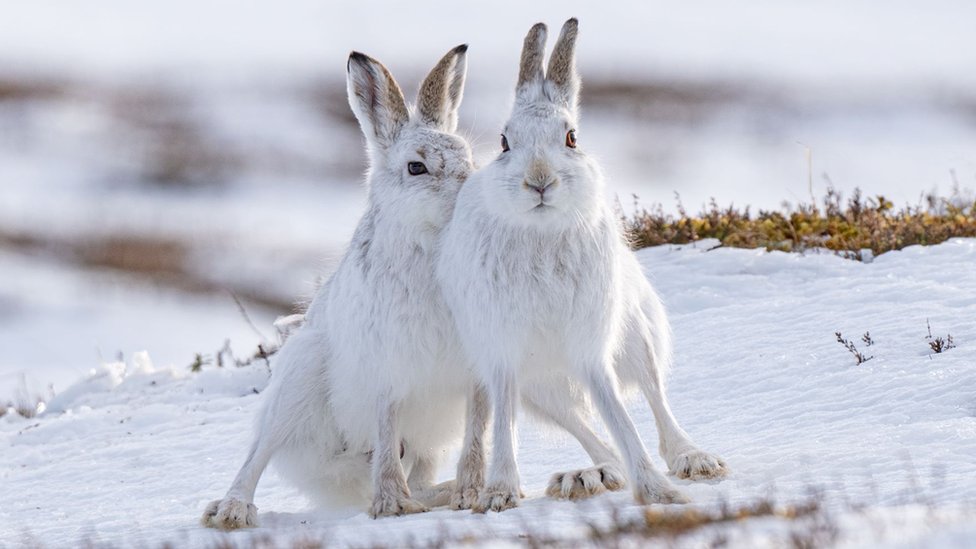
top-left (479, 19), bottom-right (601, 228)
top-left (347, 46), bottom-right (473, 228)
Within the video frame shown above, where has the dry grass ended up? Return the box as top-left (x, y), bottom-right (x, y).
top-left (0, 76), bottom-right (65, 101)
top-left (624, 187), bottom-right (976, 260)
top-left (0, 229), bottom-right (295, 313)
top-left (1, 374), bottom-right (50, 419)
top-left (190, 495), bottom-right (834, 549)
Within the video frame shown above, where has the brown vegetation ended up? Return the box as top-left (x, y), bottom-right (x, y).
top-left (624, 187), bottom-right (976, 260)
top-left (0, 229), bottom-right (295, 313)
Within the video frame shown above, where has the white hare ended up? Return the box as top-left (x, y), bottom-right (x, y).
top-left (201, 45), bottom-right (475, 529)
top-left (438, 19), bottom-right (725, 513)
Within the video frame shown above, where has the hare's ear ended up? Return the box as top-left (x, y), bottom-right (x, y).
top-left (517, 22), bottom-right (548, 91)
top-left (545, 18), bottom-right (580, 112)
top-left (347, 52), bottom-right (410, 150)
top-left (417, 44), bottom-right (468, 133)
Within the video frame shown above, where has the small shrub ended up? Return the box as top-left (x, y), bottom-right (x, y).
top-left (929, 335), bottom-right (956, 354)
top-left (836, 332), bottom-right (874, 365)
top-left (926, 319), bottom-right (957, 354)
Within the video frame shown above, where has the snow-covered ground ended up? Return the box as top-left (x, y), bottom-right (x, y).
top-left (3, 239), bottom-right (974, 547)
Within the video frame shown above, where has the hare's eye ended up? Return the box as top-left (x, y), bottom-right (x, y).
top-left (501, 134), bottom-right (510, 153)
top-left (407, 161), bottom-right (428, 176)
top-left (566, 129), bottom-right (577, 149)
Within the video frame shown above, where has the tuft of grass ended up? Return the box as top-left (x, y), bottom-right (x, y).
top-left (189, 353), bottom-right (212, 373)
top-left (2, 375), bottom-right (49, 419)
top-left (624, 187), bottom-right (976, 260)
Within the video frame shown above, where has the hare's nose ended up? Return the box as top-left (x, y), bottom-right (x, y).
top-left (525, 178), bottom-right (557, 197)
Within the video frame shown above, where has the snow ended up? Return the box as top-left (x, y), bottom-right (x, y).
top-left (0, 248), bottom-right (282, 397)
top-left (3, 239), bottom-right (975, 547)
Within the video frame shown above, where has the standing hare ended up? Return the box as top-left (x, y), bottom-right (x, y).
top-left (439, 19), bottom-right (726, 513)
top-left (202, 44), bottom-right (475, 529)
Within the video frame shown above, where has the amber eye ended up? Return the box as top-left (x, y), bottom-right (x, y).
top-left (566, 129), bottom-right (577, 148)
top-left (407, 161), bottom-right (428, 176)
top-left (501, 134), bottom-right (510, 152)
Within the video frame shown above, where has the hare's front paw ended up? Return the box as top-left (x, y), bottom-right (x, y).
top-left (201, 498), bottom-right (258, 530)
top-left (472, 484), bottom-right (520, 513)
top-left (369, 491), bottom-right (429, 518)
top-left (546, 462), bottom-right (626, 500)
top-left (669, 450), bottom-right (728, 481)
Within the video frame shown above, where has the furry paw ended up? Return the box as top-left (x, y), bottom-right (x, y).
top-left (412, 480), bottom-right (456, 509)
top-left (450, 485), bottom-right (481, 510)
top-left (472, 485), bottom-right (520, 513)
top-left (201, 498), bottom-right (258, 530)
top-left (545, 463), bottom-right (626, 500)
top-left (633, 473), bottom-right (690, 505)
top-left (369, 492), bottom-right (429, 518)
top-left (669, 450), bottom-right (728, 481)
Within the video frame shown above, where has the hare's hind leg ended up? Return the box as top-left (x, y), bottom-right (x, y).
top-left (406, 452), bottom-right (458, 509)
top-left (521, 386), bottom-right (626, 500)
top-left (394, 385), bottom-right (491, 511)
top-left (582, 364), bottom-right (688, 505)
top-left (640, 375), bottom-right (728, 481)
top-left (369, 401), bottom-right (428, 518)
top-left (629, 322), bottom-right (727, 481)
top-left (201, 435), bottom-right (272, 530)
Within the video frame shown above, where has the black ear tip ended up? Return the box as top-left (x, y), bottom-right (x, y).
top-left (566, 17), bottom-right (579, 26)
top-left (348, 51), bottom-right (371, 71)
top-left (453, 44), bottom-right (469, 55)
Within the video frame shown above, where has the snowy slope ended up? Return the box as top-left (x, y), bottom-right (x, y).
top-left (2, 239), bottom-right (975, 547)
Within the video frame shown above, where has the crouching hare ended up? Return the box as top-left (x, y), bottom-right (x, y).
top-left (202, 45), bottom-right (475, 529)
top-left (438, 19), bottom-right (725, 513)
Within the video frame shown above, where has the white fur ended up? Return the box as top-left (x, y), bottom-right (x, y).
top-left (438, 19), bottom-right (725, 512)
top-left (202, 46), bottom-right (474, 529)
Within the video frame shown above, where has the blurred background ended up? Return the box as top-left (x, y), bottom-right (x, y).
top-left (2, 0), bottom-right (975, 395)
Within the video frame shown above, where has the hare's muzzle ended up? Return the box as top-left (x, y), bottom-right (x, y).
top-left (523, 156), bottom-right (558, 200)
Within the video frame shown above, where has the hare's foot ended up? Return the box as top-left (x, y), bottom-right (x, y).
top-left (545, 462), bottom-right (626, 500)
top-left (450, 482), bottom-right (481, 510)
top-left (633, 466), bottom-right (690, 505)
top-left (369, 491), bottom-right (429, 518)
top-left (201, 498), bottom-right (258, 530)
top-left (472, 483), bottom-right (520, 513)
top-left (412, 479), bottom-right (456, 508)
top-left (669, 450), bottom-right (728, 481)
